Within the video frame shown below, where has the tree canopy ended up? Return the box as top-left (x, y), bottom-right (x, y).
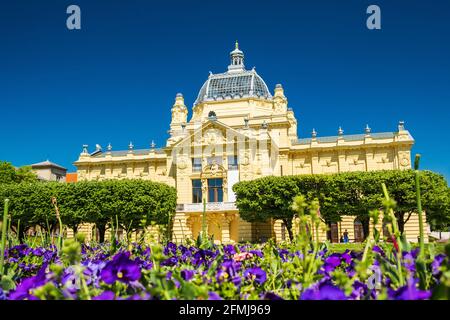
top-left (0, 179), bottom-right (177, 242)
top-left (0, 161), bottom-right (38, 184)
top-left (233, 170), bottom-right (450, 240)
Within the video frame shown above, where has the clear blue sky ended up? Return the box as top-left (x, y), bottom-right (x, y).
top-left (0, 1), bottom-right (449, 180)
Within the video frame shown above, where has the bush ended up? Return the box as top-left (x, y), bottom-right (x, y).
top-left (233, 170), bottom-right (450, 240)
top-left (0, 179), bottom-right (177, 242)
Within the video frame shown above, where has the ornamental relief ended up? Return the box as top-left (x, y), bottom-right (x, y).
top-left (201, 162), bottom-right (226, 179)
top-left (203, 128), bottom-right (224, 145)
top-left (399, 153), bottom-right (411, 167)
top-left (400, 157), bottom-right (410, 167)
top-left (171, 107), bottom-right (187, 124)
top-left (273, 96), bottom-right (287, 113)
top-left (241, 154), bottom-right (250, 166)
top-left (176, 157), bottom-right (188, 170)
top-left (192, 105), bottom-right (203, 119)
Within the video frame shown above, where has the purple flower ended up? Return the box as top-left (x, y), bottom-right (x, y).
top-left (301, 282), bottom-right (347, 300)
top-left (261, 292), bottom-right (283, 300)
top-left (8, 264), bottom-right (49, 300)
top-left (243, 267), bottom-right (267, 285)
top-left (323, 254), bottom-right (341, 273)
top-left (223, 245), bottom-right (236, 256)
top-left (0, 288), bottom-right (6, 300)
top-left (221, 260), bottom-right (241, 277)
top-left (341, 250), bottom-right (352, 264)
top-left (231, 276), bottom-right (242, 287)
top-left (100, 251), bottom-right (141, 284)
top-left (135, 257), bottom-right (153, 270)
top-left (61, 267), bottom-right (79, 293)
top-left (402, 252), bottom-right (416, 273)
top-left (142, 246), bottom-right (151, 257)
top-left (208, 292), bottom-right (222, 300)
top-left (372, 246), bottom-right (385, 256)
top-left (9, 244), bottom-right (29, 258)
top-left (193, 249), bottom-right (216, 267)
top-left (278, 249), bottom-right (289, 262)
top-left (83, 260), bottom-right (106, 287)
top-left (127, 292), bottom-right (152, 300)
top-left (318, 248), bottom-right (328, 257)
top-left (164, 242), bottom-right (178, 256)
top-left (431, 254), bottom-right (446, 276)
top-left (181, 269), bottom-right (194, 281)
top-left (249, 250), bottom-right (263, 258)
top-left (351, 281), bottom-right (369, 299)
top-left (161, 256), bottom-right (178, 267)
top-left (388, 279), bottom-right (431, 300)
top-left (32, 248), bottom-right (44, 257)
top-left (92, 290), bottom-right (116, 300)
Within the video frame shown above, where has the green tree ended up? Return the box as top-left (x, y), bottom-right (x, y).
top-left (233, 176), bottom-right (300, 241)
top-left (15, 166), bottom-right (38, 183)
top-left (0, 162), bottom-right (17, 184)
top-left (0, 179), bottom-right (177, 243)
top-left (56, 181), bottom-right (96, 234)
top-left (233, 170), bottom-right (450, 241)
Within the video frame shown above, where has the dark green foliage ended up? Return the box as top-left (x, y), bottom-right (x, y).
top-left (0, 162), bottom-right (18, 184)
top-left (0, 161), bottom-right (38, 184)
top-left (233, 170), bottom-right (450, 238)
top-left (0, 179), bottom-right (177, 241)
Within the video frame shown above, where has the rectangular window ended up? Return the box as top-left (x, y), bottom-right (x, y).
top-left (192, 158), bottom-right (202, 172)
top-left (228, 155), bottom-right (238, 170)
top-left (192, 179), bottom-right (202, 203)
top-left (208, 178), bottom-right (223, 202)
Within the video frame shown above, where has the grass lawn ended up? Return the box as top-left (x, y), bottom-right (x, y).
top-left (328, 242), bottom-right (448, 254)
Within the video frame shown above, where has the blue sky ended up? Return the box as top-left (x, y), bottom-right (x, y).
top-left (0, 0), bottom-right (449, 180)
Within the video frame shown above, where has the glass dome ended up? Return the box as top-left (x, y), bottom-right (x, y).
top-left (195, 70), bottom-right (272, 105)
top-left (194, 43), bottom-right (272, 105)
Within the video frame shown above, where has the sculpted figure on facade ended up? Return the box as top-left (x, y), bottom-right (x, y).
top-left (273, 84), bottom-right (287, 113)
top-left (171, 93), bottom-right (188, 124)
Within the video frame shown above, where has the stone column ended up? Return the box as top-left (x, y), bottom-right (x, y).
top-left (365, 148), bottom-right (375, 171)
top-left (221, 214), bottom-right (231, 243)
top-left (337, 151), bottom-right (346, 173)
top-left (311, 151), bottom-right (320, 174)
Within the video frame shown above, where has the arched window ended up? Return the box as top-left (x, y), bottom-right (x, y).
top-left (208, 111), bottom-right (216, 119)
top-left (354, 219), bottom-right (364, 242)
top-left (327, 222), bottom-right (339, 243)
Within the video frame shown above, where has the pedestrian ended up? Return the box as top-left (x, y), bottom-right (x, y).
top-left (343, 229), bottom-right (349, 243)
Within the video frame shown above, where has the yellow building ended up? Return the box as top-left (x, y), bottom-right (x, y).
top-left (74, 42), bottom-right (425, 244)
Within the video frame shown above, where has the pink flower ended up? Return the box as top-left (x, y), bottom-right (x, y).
top-left (233, 252), bottom-right (254, 262)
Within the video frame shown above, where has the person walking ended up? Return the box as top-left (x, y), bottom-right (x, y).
top-left (343, 229), bottom-right (349, 243)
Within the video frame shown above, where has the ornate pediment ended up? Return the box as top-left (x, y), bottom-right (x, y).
top-left (168, 119), bottom-right (247, 150)
top-left (201, 162), bottom-right (226, 178)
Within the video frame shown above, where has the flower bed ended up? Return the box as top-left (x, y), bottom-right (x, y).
top-left (0, 239), bottom-right (448, 300)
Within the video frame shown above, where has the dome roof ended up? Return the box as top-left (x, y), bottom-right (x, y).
top-left (195, 69), bottom-right (272, 105)
top-left (194, 43), bottom-right (272, 105)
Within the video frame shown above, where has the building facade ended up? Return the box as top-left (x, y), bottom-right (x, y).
top-left (31, 160), bottom-right (67, 182)
top-left (74, 43), bottom-right (424, 243)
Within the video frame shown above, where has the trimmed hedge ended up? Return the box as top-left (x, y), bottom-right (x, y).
top-left (0, 179), bottom-right (177, 242)
top-left (233, 170), bottom-right (450, 240)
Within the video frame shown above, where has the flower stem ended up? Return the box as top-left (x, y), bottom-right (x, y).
top-left (0, 199), bottom-right (10, 276)
top-left (381, 183), bottom-right (404, 286)
top-left (414, 154), bottom-right (425, 260)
